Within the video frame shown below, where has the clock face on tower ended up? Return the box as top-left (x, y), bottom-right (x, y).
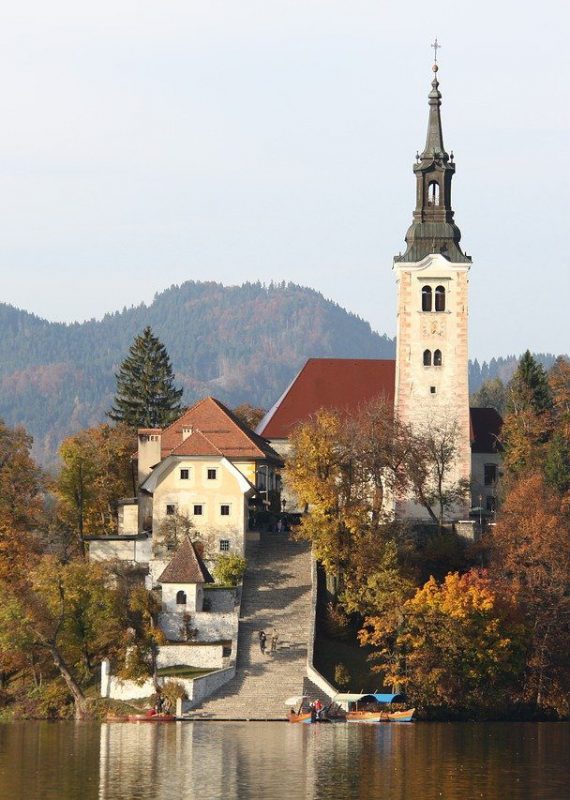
top-left (421, 318), bottom-right (445, 337)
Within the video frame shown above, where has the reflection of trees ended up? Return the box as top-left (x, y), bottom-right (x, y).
top-left (96, 721), bottom-right (567, 800)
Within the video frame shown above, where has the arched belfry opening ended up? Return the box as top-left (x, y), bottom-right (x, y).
top-left (422, 285), bottom-right (432, 312)
top-left (435, 285), bottom-right (446, 311)
top-left (427, 180), bottom-right (440, 206)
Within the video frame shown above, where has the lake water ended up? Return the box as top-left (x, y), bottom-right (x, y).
top-left (0, 721), bottom-right (568, 800)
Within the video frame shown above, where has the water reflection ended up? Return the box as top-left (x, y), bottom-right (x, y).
top-left (96, 721), bottom-right (570, 800)
top-left (0, 721), bottom-right (568, 799)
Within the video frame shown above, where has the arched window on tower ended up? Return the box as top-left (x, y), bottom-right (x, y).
top-left (423, 349), bottom-right (432, 367)
top-left (422, 285), bottom-right (432, 312)
top-left (434, 349), bottom-right (442, 366)
top-left (176, 590), bottom-right (187, 606)
top-left (435, 285), bottom-right (446, 312)
top-left (427, 181), bottom-right (440, 206)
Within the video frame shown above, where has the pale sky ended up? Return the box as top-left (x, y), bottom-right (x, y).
top-left (0, 0), bottom-right (568, 361)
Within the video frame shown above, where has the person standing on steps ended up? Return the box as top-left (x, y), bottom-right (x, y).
top-left (270, 629), bottom-right (279, 653)
top-left (258, 630), bottom-right (267, 655)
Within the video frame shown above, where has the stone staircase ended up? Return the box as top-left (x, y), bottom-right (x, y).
top-left (190, 529), bottom-right (326, 719)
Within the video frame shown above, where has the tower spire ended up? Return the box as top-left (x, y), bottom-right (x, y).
top-left (394, 46), bottom-right (470, 264)
top-left (421, 63), bottom-right (447, 160)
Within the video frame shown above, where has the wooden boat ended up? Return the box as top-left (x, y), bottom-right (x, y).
top-left (334, 693), bottom-right (415, 723)
top-left (127, 712), bottom-right (176, 723)
top-left (285, 695), bottom-right (330, 723)
top-left (346, 708), bottom-right (415, 723)
top-left (287, 710), bottom-right (313, 724)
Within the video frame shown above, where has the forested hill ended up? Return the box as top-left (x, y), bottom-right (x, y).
top-left (0, 281), bottom-right (394, 466)
top-left (468, 353), bottom-right (561, 393)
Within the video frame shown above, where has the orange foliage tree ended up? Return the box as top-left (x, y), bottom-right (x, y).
top-left (360, 570), bottom-right (524, 713)
top-left (490, 473), bottom-right (570, 714)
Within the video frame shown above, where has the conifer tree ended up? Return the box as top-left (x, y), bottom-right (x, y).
top-left (507, 350), bottom-right (553, 414)
top-left (502, 351), bottom-right (554, 477)
top-left (109, 327), bottom-right (183, 428)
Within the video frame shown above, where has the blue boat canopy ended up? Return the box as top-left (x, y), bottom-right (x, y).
top-left (372, 693), bottom-right (404, 704)
top-left (333, 692), bottom-right (405, 706)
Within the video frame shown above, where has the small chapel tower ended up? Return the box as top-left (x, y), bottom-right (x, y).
top-left (393, 54), bottom-right (471, 518)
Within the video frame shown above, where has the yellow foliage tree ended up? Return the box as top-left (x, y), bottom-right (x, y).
top-left (56, 423), bottom-right (136, 549)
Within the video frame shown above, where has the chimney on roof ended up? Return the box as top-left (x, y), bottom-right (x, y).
top-left (182, 426), bottom-right (193, 441)
top-left (137, 429), bottom-right (162, 485)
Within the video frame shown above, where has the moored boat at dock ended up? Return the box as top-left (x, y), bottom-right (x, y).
top-left (333, 693), bottom-right (415, 723)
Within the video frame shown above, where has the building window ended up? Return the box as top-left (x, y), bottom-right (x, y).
top-left (423, 349), bottom-right (432, 366)
top-left (166, 504), bottom-right (176, 516)
top-left (207, 469), bottom-right (217, 480)
top-left (430, 386), bottom-right (437, 394)
top-left (219, 539), bottom-right (230, 552)
top-left (427, 180), bottom-right (440, 206)
top-left (435, 285), bottom-right (446, 312)
top-left (422, 285), bottom-right (432, 312)
top-left (486, 496), bottom-right (496, 513)
top-left (484, 464), bottom-right (498, 486)
top-left (193, 504), bottom-right (203, 516)
top-left (220, 505), bottom-right (230, 516)
top-left (176, 590), bottom-right (187, 605)
top-left (180, 468), bottom-right (189, 480)
top-left (433, 349), bottom-right (442, 366)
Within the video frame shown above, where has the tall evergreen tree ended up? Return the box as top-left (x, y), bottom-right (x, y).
top-left (507, 350), bottom-right (553, 414)
top-left (108, 327), bottom-right (183, 428)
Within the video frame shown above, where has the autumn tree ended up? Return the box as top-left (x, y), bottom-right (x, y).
top-left (361, 570), bottom-right (524, 712)
top-left (117, 585), bottom-right (165, 687)
top-left (287, 399), bottom-right (415, 608)
top-left (154, 511), bottom-right (195, 557)
top-left (0, 420), bottom-right (44, 597)
top-left (401, 417), bottom-right (470, 527)
top-left (0, 556), bottom-right (124, 719)
top-left (287, 402), bottom-right (395, 574)
top-left (109, 326), bottom-right (183, 428)
top-left (232, 403), bottom-right (266, 431)
top-left (56, 423), bottom-right (136, 550)
top-left (549, 356), bottom-right (570, 438)
top-left (490, 474), bottom-right (570, 714)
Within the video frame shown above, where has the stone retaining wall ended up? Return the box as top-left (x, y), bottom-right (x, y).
top-left (157, 644), bottom-right (225, 670)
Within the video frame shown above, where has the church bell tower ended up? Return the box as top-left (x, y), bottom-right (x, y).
top-left (393, 53), bottom-right (472, 518)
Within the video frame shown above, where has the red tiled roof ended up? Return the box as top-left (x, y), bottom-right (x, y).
top-left (257, 358), bottom-right (396, 439)
top-left (157, 537), bottom-right (213, 584)
top-left (169, 430), bottom-right (224, 457)
top-left (158, 396), bottom-right (282, 463)
top-left (470, 407), bottom-right (503, 453)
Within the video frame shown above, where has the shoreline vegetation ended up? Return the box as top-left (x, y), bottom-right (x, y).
top-left (0, 339), bottom-right (568, 722)
top-left (289, 353), bottom-right (570, 723)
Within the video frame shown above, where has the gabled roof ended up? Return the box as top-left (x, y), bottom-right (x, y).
top-left (169, 429), bottom-right (224, 458)
top-left (256, 358), bottom-right (396, 439)
top-left (470, 407), bottom-right (503, 453)
top-left (157, 537), bottom-right (213, 585)
top-left (158, 396), bottom-right (282, 463)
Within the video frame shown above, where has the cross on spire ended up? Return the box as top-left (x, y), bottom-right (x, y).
top-left (431, 37), bottom-right (441, 64)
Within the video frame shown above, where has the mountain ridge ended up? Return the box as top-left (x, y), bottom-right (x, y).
top-left (0, 280), bottom-right (563, 466)
top-left (0, 281), bottom-right (393, 465)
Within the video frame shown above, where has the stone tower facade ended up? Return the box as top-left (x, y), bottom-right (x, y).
top-left (393, 62), bottom-right (472, 519)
